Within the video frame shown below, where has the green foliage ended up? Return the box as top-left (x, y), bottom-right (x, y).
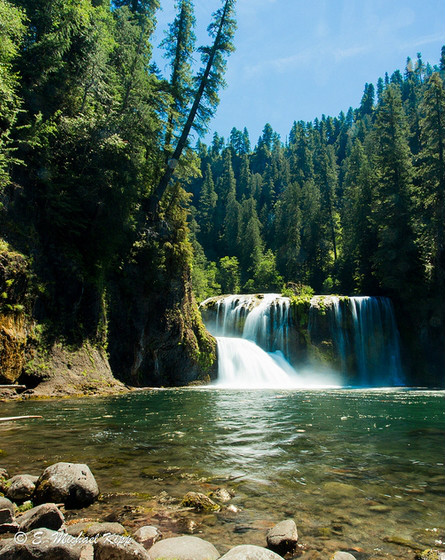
top-left (218, 255), bottom-right (240, 294)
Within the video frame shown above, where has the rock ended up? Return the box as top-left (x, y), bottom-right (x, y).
top-left (323, 482), bottom-right (357, 499)
top-left (5, 474), bottom-right (38, 502)
top-left (209, 488), bottom-right (233, 503)
top-left (0, 521), bottom-right (19, 534)
top-left (220, 545), bottom-right (284, 559)
top-left (133, 526), bottom-right (162, 549)
top-left (181, 492), bottom-right (220, 512)
top-left (148, 536), bottom-right (220, 560)
top-left (226, 505), bottom-right (239, 513)
top-left (18, 503), bottom-right (65, 532)
top-left (94, 535), bottom-right (150, 559)
top-left (331, 553), bottom-right (357, 560)
top-left (368, 504), bottom-right (391, 513)
top-left (66, 522), bottom-right (126, 538)
top-left (34, 462), bottom-right (99, 507)
top-left (0, 468), bottom-right (8, 485)
top-left (0, 496), bottom-right (14, 524)
top-left (417, 550), bottom-right (445, 560)
top-left (266, 519), bottom-right (298, 555)
top-left (0, 527), bottom-right (86, 559)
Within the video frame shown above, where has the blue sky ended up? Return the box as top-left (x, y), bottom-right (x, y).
top-left (153, 0), bottom-right (445, 145)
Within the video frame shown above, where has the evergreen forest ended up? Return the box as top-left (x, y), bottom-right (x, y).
top-left (0, 0), bottom-right (444, 386)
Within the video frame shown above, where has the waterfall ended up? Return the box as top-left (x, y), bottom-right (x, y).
top-left (203, 294), bottom-right (299, 388)
top-left (348, 297), bottom-right (403, 386)
top-left (201, 293), bottom-right (403, 387)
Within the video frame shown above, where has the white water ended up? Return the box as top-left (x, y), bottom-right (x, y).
top-left (203, 293), bottom-right (404, 388)
top-left (204, 294), bottom-right (339, 388)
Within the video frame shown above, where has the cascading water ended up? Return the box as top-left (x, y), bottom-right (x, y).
top-left (204, 294), bottom-right (301, 388)
top-left (348, 297), bottom-right (403, 386)
top-left (202, 293), bottom-right (404, 388)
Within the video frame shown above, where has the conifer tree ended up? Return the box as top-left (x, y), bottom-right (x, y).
top-left (372, 85), bottom-right (422, 298)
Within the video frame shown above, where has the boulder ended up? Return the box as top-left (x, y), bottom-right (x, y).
top-left (0, 527), bottom-right (86, 559)
top-left (331, 553), bottom-right (357, 560)
top-left (221, 545), bottom-right (284, 559)
top-left (34, 462), bottom-right (99, 508)
top-left (181, 492), bottom-right (220, 512)
top-left (0, 496), bottom-right (14, 524)
top-left (94, 535), bottom-right (150, 559)
top-left (148, 536), bottom-right (220, 560)
top-left (18, 503), bottom-right (64, 532)
top-left (133, 526), bottom-right (162, 549)
top-left (5, 474), bottom-right (39, 502)
top-left (67, 521), bottom-right (126, 537)
top-left (266, 519), bottom-right (298, 555)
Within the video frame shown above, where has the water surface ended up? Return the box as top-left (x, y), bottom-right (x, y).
top-left (1, 388), bottom-right (444, 557)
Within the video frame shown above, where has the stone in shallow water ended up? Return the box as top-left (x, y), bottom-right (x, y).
top-left (266, 519), bottom-right (298, 554)
top-left (331, 552), bottom-right (357, 560)
top-left (220, 545), bottom-right (284, 559)
top-left (66, 521), bottom-right (126, 537)
top-left (5, 474), bottom-right (38, 502)
top-left (208, 488), bottom-right (233, 503)
top-left (148, 536), bottom-right (220, 560)
top-left (418, 550), bottom-right (445, 560)
top-left (323, 482), bottom-right (358, 499)
top-left (34, 462), bottom-right (99, 508)
top-left (133, 526), bottom-right (162, 549)
top-left (181, 491), bottom-right (220, 512)
top-left (18, 502), bottom-right (64, 532)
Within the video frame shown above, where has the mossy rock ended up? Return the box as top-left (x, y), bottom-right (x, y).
top-left (181, 491), bottom-right (220, 512)
top-left (417, 550), bottom-right (445, 560)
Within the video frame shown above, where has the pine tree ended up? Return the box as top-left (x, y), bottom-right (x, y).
top-left (161, 0), bottom-right (196, 152)
top-left (417, 73), bottom-right (445, 289)
top-left (372, 85), bottom-right (422, 298)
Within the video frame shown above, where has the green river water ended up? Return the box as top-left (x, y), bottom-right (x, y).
top-left (1, 388), bottom-right (444, 558)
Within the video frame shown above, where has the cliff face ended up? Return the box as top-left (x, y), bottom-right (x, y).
top-left (108, 235), bottom-right (217, 387)
top-left (0, 237), bottom-right (216, 395)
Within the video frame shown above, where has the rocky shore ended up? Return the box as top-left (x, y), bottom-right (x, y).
top-left (1, 462), bottom-right (443, 560)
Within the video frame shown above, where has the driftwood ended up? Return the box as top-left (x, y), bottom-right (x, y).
top-left (0, 415), bottom-right (43, 422)
top-left (0, 385), bottom-right (27, 389)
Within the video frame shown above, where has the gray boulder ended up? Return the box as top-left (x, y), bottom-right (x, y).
top-left (34, 462), bottom-right (99, 507)
top-left (266, 519), bottom-right (298, 555)
top-left (331, 553), bottom-right (357, 560)
top-left (0, 527), bottom-right (86, 559)
top-left (133, 526), bottom-right (162, 549)
top-left (5, 474), bottom-right (38, 502)
top-left (18, 503), bottom-right (64, 532)
top-left (94, 535), bottom-right (150, 559)
top-left (148, 536), bottom-right (220, 560)
top-left (221, 545), bottom-right (284, 559)
top-left (0, 496), bottom-right (14, 524)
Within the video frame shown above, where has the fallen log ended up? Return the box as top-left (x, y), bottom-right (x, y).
top-left (0, 415), bottom-right (43, 422)
top-left (0, 385), bottom-right (27, 389)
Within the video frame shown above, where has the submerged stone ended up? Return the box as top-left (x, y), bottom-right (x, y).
top-left (221, 544), bottom-right (284, 559)
top-left (148, 535), bottom-right (220, 560)
top-left (266, 519), bottom-right (298, 555)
